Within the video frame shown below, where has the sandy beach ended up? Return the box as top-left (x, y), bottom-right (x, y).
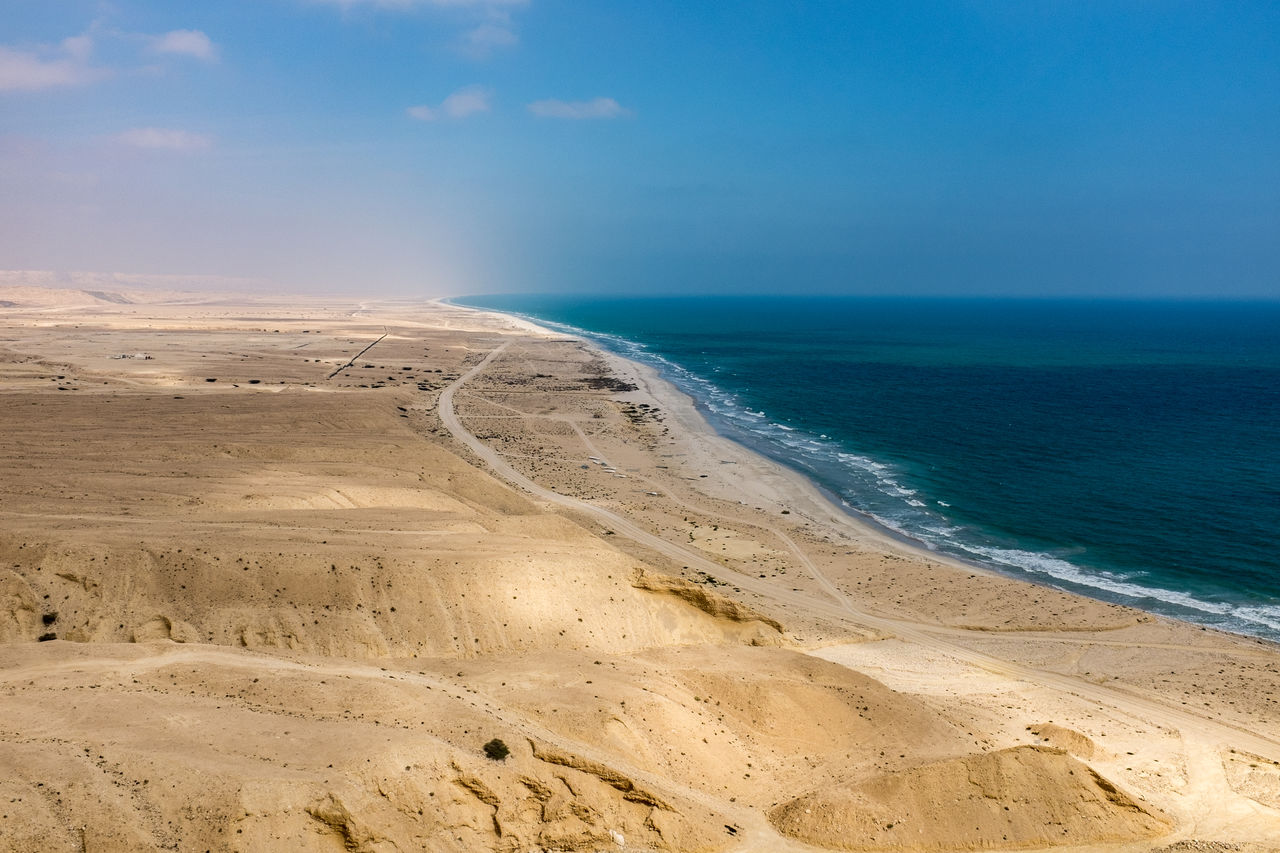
top-left (2, 284), bottom-right (1280, 852)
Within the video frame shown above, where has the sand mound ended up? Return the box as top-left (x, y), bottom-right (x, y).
top-left (0, 640), bottom-right (978, 852)
top-left (0, 643), bottom-right (726, 853)
top-left (468, 645), bottom-right (973, 809)
top-left (631, 566), bottom-right (784, 635)
top-left (0, 531), bottom-right (780, 659)
top-left (0, 389), bottom-right (782, 659)
top-left (0, 285), bottom-right (132, 309)
top-left (770, 744), bottom-right (1169, 850)
top-left (1027, 722), bottom-right (1103, 760)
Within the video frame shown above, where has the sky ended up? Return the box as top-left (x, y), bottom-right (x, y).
top-left (1, 1), bottom-right (1278, 298)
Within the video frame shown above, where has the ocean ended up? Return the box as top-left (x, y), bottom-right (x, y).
top-left (455, 295), bottom-right (1280, 642)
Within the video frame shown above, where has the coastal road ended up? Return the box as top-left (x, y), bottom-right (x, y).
top-left (438, 338), bottom-right (1280, 841)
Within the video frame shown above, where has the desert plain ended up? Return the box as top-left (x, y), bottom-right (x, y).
top-left (1, 281), bottom-right (1280, 852)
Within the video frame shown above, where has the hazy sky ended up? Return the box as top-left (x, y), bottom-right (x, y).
top-left (2, 1), bottom-right (1278, 297)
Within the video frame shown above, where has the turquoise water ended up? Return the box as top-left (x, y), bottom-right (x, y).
top-left (457, 295), bottom-right (1280, 641)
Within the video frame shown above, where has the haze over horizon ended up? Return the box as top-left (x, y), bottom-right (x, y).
top-left (3, 1), bottom-right (1278, 299)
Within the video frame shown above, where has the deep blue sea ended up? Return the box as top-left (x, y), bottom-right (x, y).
top-left (456, 295), bottom-right (1280, 641)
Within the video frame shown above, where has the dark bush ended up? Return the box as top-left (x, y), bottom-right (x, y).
top-left (483, 738), bottom-right (510, 761)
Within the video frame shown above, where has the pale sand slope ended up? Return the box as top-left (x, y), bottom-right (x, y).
top-left (0, 286), bottom-right (1277, 851)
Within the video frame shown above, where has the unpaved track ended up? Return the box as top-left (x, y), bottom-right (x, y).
top-left (438, 339), bottom-right (1280, 845)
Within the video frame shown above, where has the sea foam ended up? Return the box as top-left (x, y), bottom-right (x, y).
top-left (454, 297), bottom-right (1280, 643)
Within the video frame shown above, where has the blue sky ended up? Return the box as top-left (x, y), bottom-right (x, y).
top-left (2, 1), bottom-right (1278, 297)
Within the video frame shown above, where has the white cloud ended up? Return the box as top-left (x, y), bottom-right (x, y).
top-left (527, 97), bottom-right (629, 120)
top-left (457, 8), bottom-right (518, 57)
top-left (0, 38), bottom-right (105, 92)
top-left (1, 27), bottom-right (217, 93)
top-left (407, 85), bottom-right (492, 121)
top-left (441, 84), bottom-right (492, 117)
top-left (311, 0), bottom-right (526, 58)
top-left (150, 30), bottom-right (217, 62)
top-left (463, 20), bottom-right (517, 53)
top-left (115, 127), bottom-right (213, 151)
top-left (61, 35), bottom-right (94, 63)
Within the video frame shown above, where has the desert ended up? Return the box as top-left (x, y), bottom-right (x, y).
top-left (2, 283), bottom-right (1279, 852)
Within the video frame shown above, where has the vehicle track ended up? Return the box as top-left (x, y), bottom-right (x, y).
top-left (438, 339), bottom-right (1280, 845)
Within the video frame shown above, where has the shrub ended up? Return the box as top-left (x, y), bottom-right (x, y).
top-left (483, 738), bottom-right (510, 762)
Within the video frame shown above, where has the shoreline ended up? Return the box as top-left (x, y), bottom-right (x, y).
top-left (4, 288), bottom-right (1280, 850)
top-left (452, 299), bottom-right (1279, 648)
top-left (447, 299), bottom-right (966, 551)
top-left (452, 301), bottom-right (955, 554)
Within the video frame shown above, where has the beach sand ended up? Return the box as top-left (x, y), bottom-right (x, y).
top-left (1, 284), bottom-right (1279, 851)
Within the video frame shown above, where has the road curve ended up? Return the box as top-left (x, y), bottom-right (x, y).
top-left (436, 338), bottom-right (1280, 841)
